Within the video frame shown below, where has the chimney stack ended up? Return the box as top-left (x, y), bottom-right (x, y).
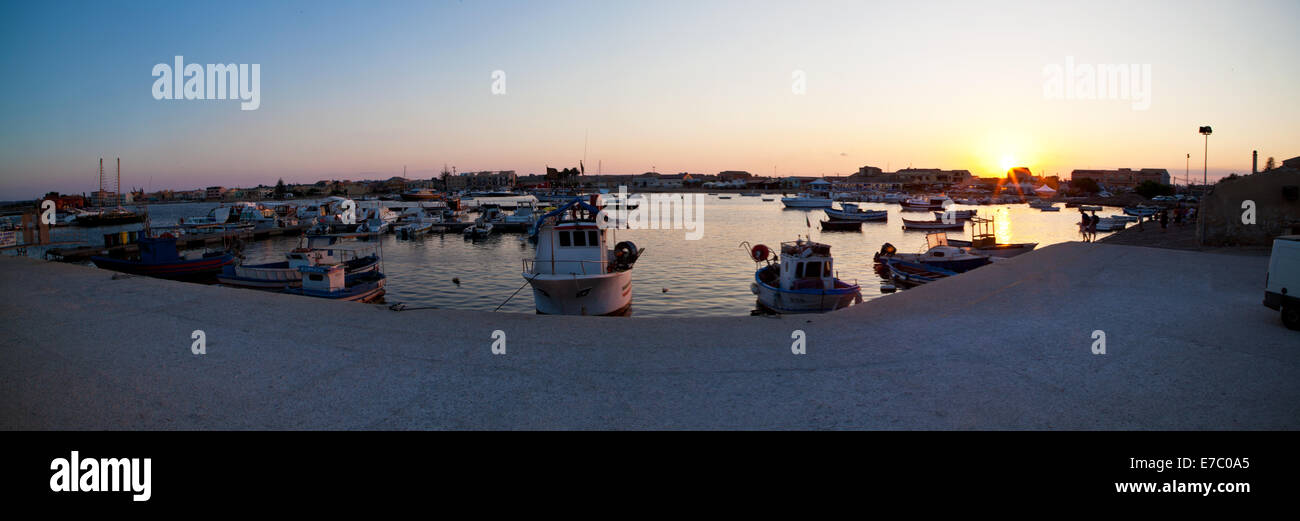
top-left (1253, 150), bottom-right (1258, 174)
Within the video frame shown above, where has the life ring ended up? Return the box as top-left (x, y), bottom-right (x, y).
top-left (750, 244), bottom-right (771, 262)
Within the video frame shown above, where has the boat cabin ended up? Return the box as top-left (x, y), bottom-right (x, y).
top-left (777, 240), bottom-right (836, 290)
top-left (532, 221), bottom-right (608, 275)
top-left (298, 264), bottom-right (347, 294)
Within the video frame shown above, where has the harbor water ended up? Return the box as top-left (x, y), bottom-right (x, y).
top-left (49, 197), bottom-right (1118, 317)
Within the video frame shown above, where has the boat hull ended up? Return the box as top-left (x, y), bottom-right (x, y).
top-left (901, 219), bottom-right (965, 230)
top-left (823, 208), bottom-right (887, 221)
top-left (752, 270), bottom-right (860, 314)
top-left (525, 270), bottom-right (632, 316)
top-left (91, 253), bottom-right (234, 281)
top-left (781, 198), bottom-right (833, 208)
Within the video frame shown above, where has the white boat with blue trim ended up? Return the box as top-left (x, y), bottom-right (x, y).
top-left (746, 238), bottom-right (861, 313)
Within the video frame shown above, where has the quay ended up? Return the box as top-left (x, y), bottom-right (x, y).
top-left (43, 224), bottom-right (310, 261)
top-left (1, 241), bottom-right (1296, 429)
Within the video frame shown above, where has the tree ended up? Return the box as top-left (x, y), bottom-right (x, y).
top-left (274, 178), bottom-right (287, 200)
top-left (1264, 157), bottom-right (1276, 171)
top-left (1134, 180), bottom-right (1175, 199)
top-left (1072, 177), bottom-right (1101, 194)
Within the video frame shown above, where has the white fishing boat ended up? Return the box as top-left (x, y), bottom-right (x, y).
top-left (523, 197), bottom-right (642, 315)
top-left (874, 233), bottom-right (991, 273)
top-left (900, 195), bottom-right (950, 210)
top-left (823, 202), bottom-right (888, 221)
top-left (217, 235), bottom-right (380, 289)
top-left (746, 238), bottom-right (861, 313)
top-left (1094, 218), bottom-right (1129, 231)
top-left (780, 193), bottom-right (833, 208)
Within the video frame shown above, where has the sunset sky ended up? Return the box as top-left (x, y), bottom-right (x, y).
top-left (2, 0), bottom-right (1298, 200)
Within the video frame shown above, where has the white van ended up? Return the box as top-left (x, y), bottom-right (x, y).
top-left (1264, 235), bottom-right (1300, 330)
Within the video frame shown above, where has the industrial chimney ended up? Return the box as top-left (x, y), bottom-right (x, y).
top-left (1253, 150), bottom-right (1258, 174)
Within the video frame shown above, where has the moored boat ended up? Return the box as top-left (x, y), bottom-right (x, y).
top-left (823, 202), bottom-right (888, 221)
top-left (524, 197), bottom-right (641, 315)
top-left (746, 239), bottom-right (861, 313)
top-left (880, 257), bottom-right (957, 287)
top-left (874, 233), bottom-right (992, 273)
top-left (902, 217), bottom-right (965, 230)
top-left (820, 219), bottom-right (863, 231)
top-left (780, 193), bottom-right (833, 208)
top-left (91, 235), bottom-right (234, 281)
top-left (284, 263), bottom-right (386, 302)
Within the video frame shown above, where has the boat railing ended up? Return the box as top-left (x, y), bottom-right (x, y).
top-left (523, 258), bottom-right (609, 275)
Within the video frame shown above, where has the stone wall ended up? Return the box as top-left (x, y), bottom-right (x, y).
top-left (1198, 168), bottom-right (1300, 245)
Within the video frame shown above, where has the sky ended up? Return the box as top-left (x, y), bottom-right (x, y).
top-left (1, 0), bottom-right (1298, 200)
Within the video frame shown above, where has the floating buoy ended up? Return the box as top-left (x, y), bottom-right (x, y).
top-left (662, 287), bottom-right (668, 293)
top-left (452, 277), bottom-right (460, 285)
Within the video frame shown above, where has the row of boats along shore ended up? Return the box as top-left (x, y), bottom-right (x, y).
top-left (77, 189), bottom-right (1160, 315)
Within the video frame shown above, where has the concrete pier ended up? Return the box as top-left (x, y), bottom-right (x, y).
top-left (1, 242), bottom-right (1296, 429)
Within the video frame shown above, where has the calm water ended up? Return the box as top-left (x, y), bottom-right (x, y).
top-left (52, 197), bottom-right (1117, 317)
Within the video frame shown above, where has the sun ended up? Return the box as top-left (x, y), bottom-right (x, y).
top-left (999, 154), bottom-right (1017, 174)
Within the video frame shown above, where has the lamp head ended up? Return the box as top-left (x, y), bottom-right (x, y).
top-left (1199, 126), bottom-right (1213, 135)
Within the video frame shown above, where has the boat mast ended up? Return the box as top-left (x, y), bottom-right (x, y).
top-left (116, 158), bottom-right (122, 209)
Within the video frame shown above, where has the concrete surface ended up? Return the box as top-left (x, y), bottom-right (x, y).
top-left (1, 241), bottom-right (1296, 429)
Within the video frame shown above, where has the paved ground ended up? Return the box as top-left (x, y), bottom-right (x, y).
top-left (1, 241), bottom-right (1296, 430)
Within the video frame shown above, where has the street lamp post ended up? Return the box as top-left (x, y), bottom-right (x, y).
top-left (1199, 126), bottom-right (1212, 192)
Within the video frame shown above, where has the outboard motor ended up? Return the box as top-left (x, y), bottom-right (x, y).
top-left (613, 241), bottom-right (640, 269)
top-left (875, 242), bottom-right (896, 262)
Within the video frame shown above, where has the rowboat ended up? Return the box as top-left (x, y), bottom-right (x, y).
top-left (875, 235), bottom-right (991, 273)
top-left (824, 203), bottom-right (888, 221)
top-left (820, 220), bottom-right (863, 231)
top-left (781, 193), bottom-right (833, 208)
top-left (932, 209), bottom-right (977, 220)
top-left (880, 257), bottom-right (958, 287)
top-left (902, 218), bottom-right (965, 230)
top-left (1123, 206), bottom-right (1159, 217)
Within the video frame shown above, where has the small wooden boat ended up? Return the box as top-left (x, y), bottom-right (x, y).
top-left (902, 218), bottom-right (965, 230)
top-left (717, 195), bottom-right (733, 199)
top-left (780, 193), bottom-right (833, 208)
top-left (819, 219), bottom-right (863, 231)
top-left (217, 249), bottom-right (379, 289)
top-left (881, 257), bottom-right (957, 287)
top-left (462, 221), bottom-right (493, 238)
top-left (932, 209), bottom-right (977, 220)
top-left (1123, 206), bottom-right (1159, 217)
top-left (91, 235), bottom-right (234, 282)
top-left (824, 203), bottom-right (888, 221)
top-left (76, 208), bottom-right (146, 227)
top-left (875, 235), bottom-right (991, 273)
top-left (1079, 205), bottom-right (1103, 211)
top-left (899, 196), bottom-right (949, 210)
top-left (947, 217), bottom-right (1037, 258)
top-left (284, 264), bottom-right (386, 302)
top-left (747, 238), bottom-right (861, 313)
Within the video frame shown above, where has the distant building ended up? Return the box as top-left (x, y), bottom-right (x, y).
top-left (848, 165), bottom-right (971, 188)
top-left (718, 171), bottom-right (752, 182)
top-left (205, 186), bottom-right (226, 200)
top-left (1070, 168), bottom-right (1170, 190)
